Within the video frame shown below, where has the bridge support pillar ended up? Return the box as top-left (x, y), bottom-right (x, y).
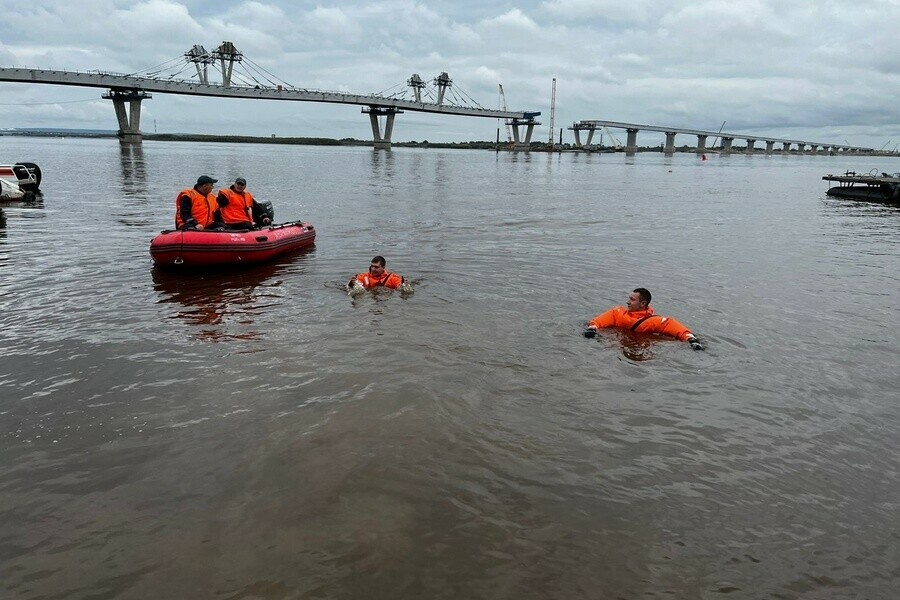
top-left (664, 132), bottom-right (676, 154)
top-left (765, 141), bottom-right (775, 154)
top-left (510, 117), bottom-right (539, 151)
top-left (625, 128), bottom-right (638, 153)
top-left (571, 126), bottom-right (596, 149)
top-left (103, 88), bottom-right (151, 143)
top-left (364, 106), bottom-right (401, 149)
top-left (721, 137), bottom-right (734, 153)
top-left (782, 142), bottom-right (792, 153)
top-left (745, 139), bottom-right (756, 154)
top-left (696, 135), bottom-right (707, 152)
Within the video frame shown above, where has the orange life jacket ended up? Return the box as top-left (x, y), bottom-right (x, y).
top-left (588, 306), bottom-right (694, 341)
top-left (175, 188), bottom-right (216, 229)
top-left (353, 271), bottom-right (404, 290)
top-left (217, 187), bottom-right (254, 224)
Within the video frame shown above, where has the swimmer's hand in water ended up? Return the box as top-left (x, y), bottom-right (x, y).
top-left (347, 279), bottom-right (365, 297)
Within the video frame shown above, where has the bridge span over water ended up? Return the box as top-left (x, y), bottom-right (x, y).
top-left (0, 42), bottom-right (540, 149)
top-left (570, 120), bottom-right (874, 154)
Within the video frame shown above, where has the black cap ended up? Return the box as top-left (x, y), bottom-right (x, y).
top-left (235, 177), bottom-right (246, 185)
top-left (196, 175), bottom-right (217, 186)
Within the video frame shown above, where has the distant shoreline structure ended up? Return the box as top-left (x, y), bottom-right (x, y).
top-left (3, 129), bottom-right (897, 155)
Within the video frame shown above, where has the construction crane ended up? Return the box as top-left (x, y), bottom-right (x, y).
top-left (603, 126), bottom-right (623, 150)
top-left (498, 84), bottom-right (513, 145)
top-left (548, 78), bottom-right (556, 149)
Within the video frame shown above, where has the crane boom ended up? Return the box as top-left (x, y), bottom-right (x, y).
top-left (603, 127), bottom-right (623, 149)
top-left (548, 78), bottom-right (556, 148)
top-left (498, 84), bottom-right (513, 144)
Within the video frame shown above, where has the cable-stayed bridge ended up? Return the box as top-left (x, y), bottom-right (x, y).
top-left (0, 41), bottom-right (541, 148)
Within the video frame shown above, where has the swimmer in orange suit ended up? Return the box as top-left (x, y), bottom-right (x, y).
top-left (584, 287), bottom-right (704, 350)
top-left (347, 255), bottom-right (406, 292)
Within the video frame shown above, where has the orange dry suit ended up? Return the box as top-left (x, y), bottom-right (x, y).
top-left (587, 306), bottom-right (694, 341)
top-left (216, 187), bottom-right (254, 226)
top-left (351, 270), bottom-right (405, 290)
top-left (175, 187), bottom-right (217, 229)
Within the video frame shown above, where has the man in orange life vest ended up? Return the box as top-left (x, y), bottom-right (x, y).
top-left (347, 255), bottom-right (405, 291)
top-left (584, 287), bottom-right (704, 350)
top-left (215, 177), bottom-right (271, 230)
top-left (175, 175), bottom-right (219, 230)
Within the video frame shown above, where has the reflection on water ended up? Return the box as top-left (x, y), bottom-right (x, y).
top-left (151, 248), bottom-right (315, 342)
top-left (0, 194), bottom-right (45, 211)
top-left (0, 196), bottom-right (45, 261)
top-left (617, 330), bottom-right (658, 361)
top-left (115, 144), bottom-right (155, 227)
top-left (153, 262), bottom-right (285, 342)
top-left (585, 329), bottom-right (680, 361)
top-left (0, 209), bottom-right (6, 258)
top-left (118, 142), bottom-right (147, 198)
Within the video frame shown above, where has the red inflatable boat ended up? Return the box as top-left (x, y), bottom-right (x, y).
top-left (150, 221), bottom-right (316, 268)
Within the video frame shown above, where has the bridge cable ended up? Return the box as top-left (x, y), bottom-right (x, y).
top-left (242, 57), bottom-right (298, 89)
top-left (0, 98), bottom-right (100, 106)
top-left (373, 82), bottom-right (407, 98)
top-left (237, 62), bottom-right (286, 89)
top-left (165, 63), bottom-right (194, 80)
top-left (126, 55), bottom-right (188, 78)
top-left (445, 85), bottom-right (484, 109)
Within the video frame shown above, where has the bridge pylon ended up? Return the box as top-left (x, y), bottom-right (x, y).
top-left (102, 88), bottom-right (151, 144)
top-left (434, 72), bottom-right (451, 105)
top-left (212, 41), bottom-right (242, 87)
top-left (185, 45), bottom-right (213, 85)
top-left (407, 74), bottom-right (426, 103)
top-left (363, 106), bottom-right (402, 149)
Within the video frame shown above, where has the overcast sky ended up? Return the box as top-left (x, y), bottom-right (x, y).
top-left (2, 0), bottom-right (900, 148)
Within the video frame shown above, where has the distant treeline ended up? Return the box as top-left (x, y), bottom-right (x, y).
top-left (4, 130), bottom-right (889, 154)
top-left (147, 133), bottom-right (343, 145)
top-left (146, 134), bottom-right (502, 149)
top-left (1, 129), bottom-right (525, 150)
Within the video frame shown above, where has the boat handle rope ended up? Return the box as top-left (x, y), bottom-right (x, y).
top-left (175, 229), bottom-right (184, 264)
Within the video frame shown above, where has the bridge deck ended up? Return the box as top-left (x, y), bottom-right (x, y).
top-left (0, 67), bottom-right (537, 121)
top-left (572, 119), bottom-right (872, 151)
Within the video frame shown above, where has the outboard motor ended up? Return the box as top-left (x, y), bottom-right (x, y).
top-left (252, 200), bottom-right (274, 226)
top-left (13, 163), bottom-right (41, 191)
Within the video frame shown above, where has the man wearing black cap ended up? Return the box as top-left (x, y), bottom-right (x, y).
top-left (175, 175), bottom-right (220, 230)
top-left (215, 177), bottom-right (271, 230)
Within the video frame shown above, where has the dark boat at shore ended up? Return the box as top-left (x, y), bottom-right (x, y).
top-left (823, 170), bottom-right (900, 203)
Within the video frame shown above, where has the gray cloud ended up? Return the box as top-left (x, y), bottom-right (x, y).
top-left (0, 0), bottom-right (898, 147)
